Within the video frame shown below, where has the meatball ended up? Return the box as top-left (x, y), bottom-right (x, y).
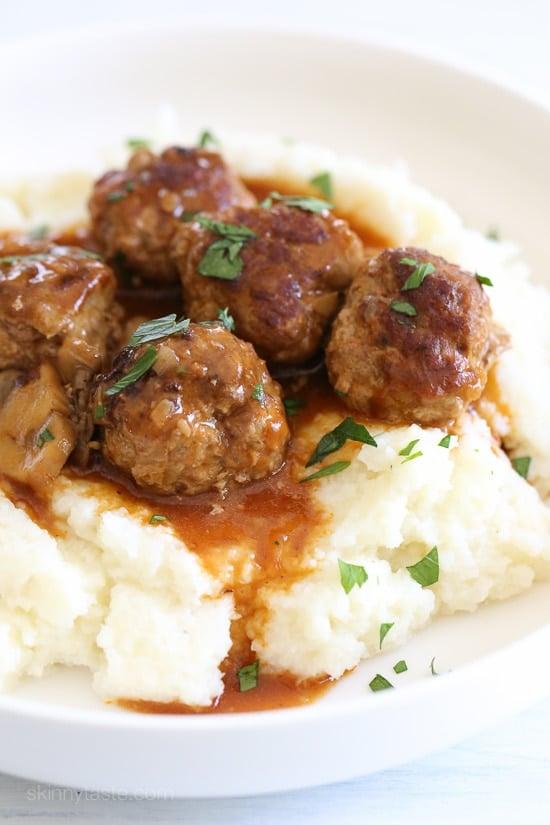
top-left (94, 322), bottom-right (289, 496)
top-left (326, 247), bottom-right (506, 426)
top-left (174, 203), bottom-right (364, 363)
top-left (0, 239), bottom-right (120, 458)
top-left (89, 146), bottom-right (255, 283)
top-left (0, 364), bottom-right (76, 488)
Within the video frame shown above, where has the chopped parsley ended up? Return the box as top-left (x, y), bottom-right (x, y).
top-left (260, 191), bottom-right (334, 213)
top-left (306, 417), bottom-right (377, 467)
top-left (486, 227), bottom-right (500, 241)
top-left (401, 450), bottom-right (423, 464)
top-left (37, 427), bottom-right (55, 448)
top-left (149, 514), bottom-right (168, 525)
top-left (105, 346), bottom-right (157, 397)
top-left (198, 129), bottom-right (219, 148)
top-left (217, 307), bottom-right (235, 332)
top-left (309, 171), bottom-right (333, 199)
top-left (94, 403), bottom-right (105, 421)
top-left (129, 314), bottom-right (190, 347)
top-left (301, 460), bottom-right (351, 483)
top-left (338, 559), bottom-right (368, 594)
top-left (180, 210), bottom-right (199, 223)
top-left (399, 439), bottom-right (420, 457)
top-left (196, 216), bottom-right (256, 280)
top-left (438, 434), bottom-right (452, 448)
top-left (393, 660), bottom-right (408, 674)
top-left (251, 382), bottom-right (265, 403)
top-left (407, 546), bottom-right (439, 587)
top-left (430, 657), bottom-right (439, 676)
top-left (475, 272), bottom-right (494, 287)
top-left (238, 660), bottom-right (259, 692)
top-left (106, 190), bottom-right (128, 203)
top-left (28, 224), bottom-right (49, 240)
top-left (390, 299), bottom-right (417, 317)
top-left (512, 455), bottom-right (531, 479)
top-left (379, 622), bottom-right (394, 649)
top-left (400, 258), bottom-right (435, 291)
top-left (369, 674), bottom-right (393, 692)
top-left (284, 398), bottom-right (305, 417)
top-left (127, 137), bottom-right (151, 150)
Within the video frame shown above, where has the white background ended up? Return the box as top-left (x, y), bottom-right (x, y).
top-left (1, 1), bottom-right (550, 822)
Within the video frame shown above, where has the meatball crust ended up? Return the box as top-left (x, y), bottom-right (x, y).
top-left (174, 204), bottom-right (364, 364)
top-left (94, 323), bottom-right (290, 496)
top-left (89, 147), bottom-right (256, 283)
top-left (326, 247), bottom-right (506, 426)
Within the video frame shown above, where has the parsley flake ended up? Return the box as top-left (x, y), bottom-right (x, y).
top-left (94, 403), bottom-right (105, 421)
top-left (400, 258), bottom-right (435, 291)
top-left (217, 307), bottom-right (235, 332)
top-left (390, 300), bottom-right (417, 317)
top-left (438, 434), bottom-right (452, 448)
top-left (486, 227), bottom-right (500, 241)
top-left (28, 224), bottom-right (49, 240)
top-left (106, 190), bottom-right (128, 203)
top-left (407, 546), bottom-right (439, 587)
top-left (309, 171), bottom-right (333, 199)
top-left (284, 398), bottom-right (305, 416)
top-left (338, 559), bottom-right (368, 594)
top-left (127, 137), bottom-right (151, 150)
top-left (301, 461), bottom-right (351, 483)
top-left (129, 314), bottom-right (190, 347)
top-left (379, 622), bottom-right (394, 649)
top-left (393, 660), bottom-right (408, 674)
top-left (512, 455), bottom-right (531, 479)
top-left (401, 451), bottom-right (423, 464)
top-left (251, 382), bottom-right (265, 403)
top-left (37, 427), bottom-right (55, 448)
top-left (105, 347), bottom-right (157, 397)
top-left (475, 272), bottom-right (494, 287)
top-left (196, 216), bottom-right (256, 280)
top-left (238, 660), bottom-right (259, 692)
top-left (306, 417), bottom-right (377, 467)
top-left (399, 439), bottom-right (420, 457)
top-left (149, 514), bottom-right (168, 525)
top-left (261, 191), bottom-right (334, 213)
top-left (369, 674), bottom-right (393, 692)
top-left (198, 129), bottom-right (219, 148)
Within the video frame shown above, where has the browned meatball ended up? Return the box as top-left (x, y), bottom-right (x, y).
top-left (93, 322), bottom-right (289, 496)
top-left (174, 203), bottom-right (364, 363)
top-left (326, 247), bottom-right (506, 426)
top-left (89, 147), bottom-right (256, 283)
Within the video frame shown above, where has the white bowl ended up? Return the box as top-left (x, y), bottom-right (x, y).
top-left (1, 23), bottom-right (550, 798)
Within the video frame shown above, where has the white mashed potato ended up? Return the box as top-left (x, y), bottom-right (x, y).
top-left (0, 123), bottom-right (549, 705)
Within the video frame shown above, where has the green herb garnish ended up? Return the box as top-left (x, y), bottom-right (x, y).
top-left (407, 546), bottom-right (439, 587)
top-left (309, 171), bottom-right (333, 199)
top-left (301, 461), bottom-right (351, 483)
top-left (129, 314), bottom-right (190, 347)
top-left (28, 224), bottom-right (49, 240)
top-left (393, 660), bottom-right (408, 674)
top-left (390, 300), bottom-right (417, 317)
top-left (37, 427), bottom-right (55, 448)
top-left (512, 455), bottom-right (531, 479)
top-left (180, 210), bottom-right (199, 223)
top-left (475, 272), bottom-right (494, 287)
top-left (401, 451), bottom-right (423, 463)
top-left (127, 137), bottom-right (151, 150)
top-left (486, 227), bottom-right (500, 241)
top-left (306, 417), bottom-right (377, 467)
top-left (198, 129), bottom-right (219, 148)
top-left (400, 258), bottom-right (435, 291)
top-left (399, 439), bottom-right (420, 457)
top-left (369, 674), bottom-right (393, 692)
top-left (379, 622), bottom-right (394, 649)
top-left (260, 191), bottom-right (334, 213)
top-left (106, 190), bottom-right (128, 203)
top-left (196, 216), bottom-right (256, 281)
top-left (149, 514), bottom-right (168, 525)
top-left (251, 382), bottom-right (265, 403)
top-left (238, 660), bottom-right (259, 692)
top-left (438, 434), bottom-right (452, 448)
top-left (217, 307), bottom-right (235, 332)
top-left (94, 403), bottom-right (105, 421)
top-left (338, 559), bottom-right (368, 594)
top-left (105, 346), bottom-right (157, 397)
top-left (284, 398), bottom-right (305, 416)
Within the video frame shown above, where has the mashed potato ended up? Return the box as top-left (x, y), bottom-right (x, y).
top-left (0, 127), bottom-right (549, 705)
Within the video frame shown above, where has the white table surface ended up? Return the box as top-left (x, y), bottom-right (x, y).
top-left (1, 1), bottom-right (550, 822)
